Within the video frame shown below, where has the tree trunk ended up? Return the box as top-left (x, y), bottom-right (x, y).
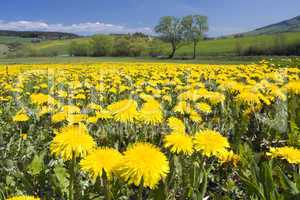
top-left (169, 43), bottom-right (176, 59)
top-left (193, 40), bottom-right (197, 59)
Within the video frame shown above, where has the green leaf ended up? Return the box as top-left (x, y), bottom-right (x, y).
top-left (151, 180), bottom-right (167, 200)
top-left (260, 161), bottom-right (276, 199)
top-left (239, 173), bottom-right (266, 200)
top-left (277, 167), bottom-right (299, 195)
top-left (5, 175), bottom-right (15, 187)
top-left (27, 152), bottom-right (45, 176)
top-left (198, 167), bottom-right (208, 200)
top-left (53, 165), bottom-right (69, 194)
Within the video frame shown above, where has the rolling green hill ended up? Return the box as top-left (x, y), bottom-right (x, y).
top-left (20, 31), bottom-right (300, 57)
top-left (0, 30), bottom-right (79, 40)
top-left (0, 36), bottom-right (35, 44)
top-left (246, 15), bottom-right (300, 35)
top-left (0, 30), bottom-right (80, 57)
top-left (0, 36), bottom-right (36, 57)
top-left (0, 44), bottom-right (8, 58)
top-left (23, 37), bottom-right (91, 56)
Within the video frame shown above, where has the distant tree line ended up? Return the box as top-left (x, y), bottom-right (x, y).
top-left (68, 34), bottom-right (151, 57)
top-left (0, 30), bottom-right (79, 40)
top-left (69, 15), bottom-right (209, 59)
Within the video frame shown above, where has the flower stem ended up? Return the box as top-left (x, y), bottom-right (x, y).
top-left (137, 180), bottom-right (144, 200)
top-left (103, 172), bottom-right (112, 200)
top-left (69, 153), bottom-right (76, 200)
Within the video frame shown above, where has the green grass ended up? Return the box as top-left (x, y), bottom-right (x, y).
top-left (0, 36), bottom-right (34, 44)
top-left (178, 32), bottom-right (300, 56)
top-left (0, 44), bottom-right (8, 58)
top-left (25, 37), bottom-right (91, 55)
top-left (0, 55), bottom-right (291, 65)
top-left (0, 36), bottom-right (36, 58)
top-left (19, 32), bottom-right (300, 57)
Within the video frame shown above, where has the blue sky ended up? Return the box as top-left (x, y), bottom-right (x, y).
top-left (0, 0), bottom-right (299, 36)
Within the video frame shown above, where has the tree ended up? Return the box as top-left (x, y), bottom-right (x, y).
top-left (89, 35), bottom-right (113, 56)
top-left (148, 39), bottom-right (164, 57)
top-left (112, 37), bottom-right (131, 56)
top-left (128, 38), bottom-right (147, 57)
top-left (68, 41), bottom-right (89, 56)
top-left (181, 15), bottom-right (208, 59)
top-left (154, 16), bottom-right (183, 58)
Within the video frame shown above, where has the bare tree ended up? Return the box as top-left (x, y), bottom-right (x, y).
top-left (182, 15), bottom-right (208, 59)
top-left (155, 16), bottom-right (183, 58)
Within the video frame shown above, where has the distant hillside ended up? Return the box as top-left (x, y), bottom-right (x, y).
top-left (246, 15), bottom-right (300, 35)
top-left (14, 32), bottom-right (300, 57)
top-left (0, 30), bottom-right (79, 40)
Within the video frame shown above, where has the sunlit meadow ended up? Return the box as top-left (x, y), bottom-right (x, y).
top-left (0, 61), bottom-right (300, 200)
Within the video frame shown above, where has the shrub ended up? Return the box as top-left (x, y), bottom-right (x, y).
top-left (148, 39), bottom-right (164, 57)
top-left (112, 37), bottom-right (131, 56)
top-left (89, 35), bottom-right (113, 56)
top-left (128, 39), bottom-right (147, 57)
top-left (69, 41), bottom-right (89, 56)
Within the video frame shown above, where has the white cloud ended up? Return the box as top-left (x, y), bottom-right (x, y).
top-left (0, 20), bottom-right (254, 37)
top-left (0, 20), bottom-right (153, 35)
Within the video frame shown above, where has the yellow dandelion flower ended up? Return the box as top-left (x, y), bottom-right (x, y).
top-left (20, 133), bottom-right (28, 140)
top-left (189, 109), bottom-right (202, 123)
top-left (13, 111), bottom-right (29, 122)
top-left (162, 95), bottom-right (172, 103)
top-left (267, 146), bottom-right (300, 164)
top-left (67, 114), bottom-right (88, 124)
top-left (39, 83), bottom-right (48, 89)
top-left (80, 147), bottom-right (123, 180)
top-left (96, 109), bottom-right (113, 120)
top-left (167, 117), bottom-right (185, 134)
top-left (0, 96), bottom-right (10, 102)
top-left (87, 116), bottom-right (98, 124)
top-left (7, 196), bottom-right (40, 200)
top-left (51, 112), bottom-right (67, 123)
top-left (30, 93), bottom-right (56, 105)
top-left (138, 100), bottom-right (163, 125)
top-left (164, 132), bottom-right (193, 155)
top-left (235, 91), bottom-right (261, 106)
top-left (216, 150), bottom-right (240, 167)
top-left (87, 103), bottom-right (103, 111)
top-left (194, 129), bottom-right (230, 157)
top-left (57, 90), bottom-right (68, 98)
top-left (107, 99), bottom-right (139, 123)
top-left (62, 105), bottom-right (81, 114)
top-left (117, 142), bottom-right (169, 189)
top-left (38, 105), bottom-right (52, 116)
top-left (205, 92), bottom-right (225, 105)
top-left (284, 81), bottom-right (300, 95)
top-left (196, 102), bottom-right (212, 114)
top-left (178, 90), bottom-right (200, 102)
top-left (139, 93), bottom-right (155, 102)
top-left (50, 123), bottom-right (96, 161)
top-left (173, 101), bottom-right (191, 114)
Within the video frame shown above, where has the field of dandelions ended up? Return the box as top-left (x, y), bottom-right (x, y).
top-left (0, 60), bottom-right (299, 200)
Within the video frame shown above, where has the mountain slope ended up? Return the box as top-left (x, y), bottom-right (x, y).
top-left (246, 15), bottom-right (300, 35)
top-left (0, 30), bottom-right (79, 40)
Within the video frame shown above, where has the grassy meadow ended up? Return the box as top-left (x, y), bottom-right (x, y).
top-left (1, 31), bottom-right (300, 59)
top-left (0, 56), bottom-right (269, 65)
top-left (26, 32), bottom-right (300, 56)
